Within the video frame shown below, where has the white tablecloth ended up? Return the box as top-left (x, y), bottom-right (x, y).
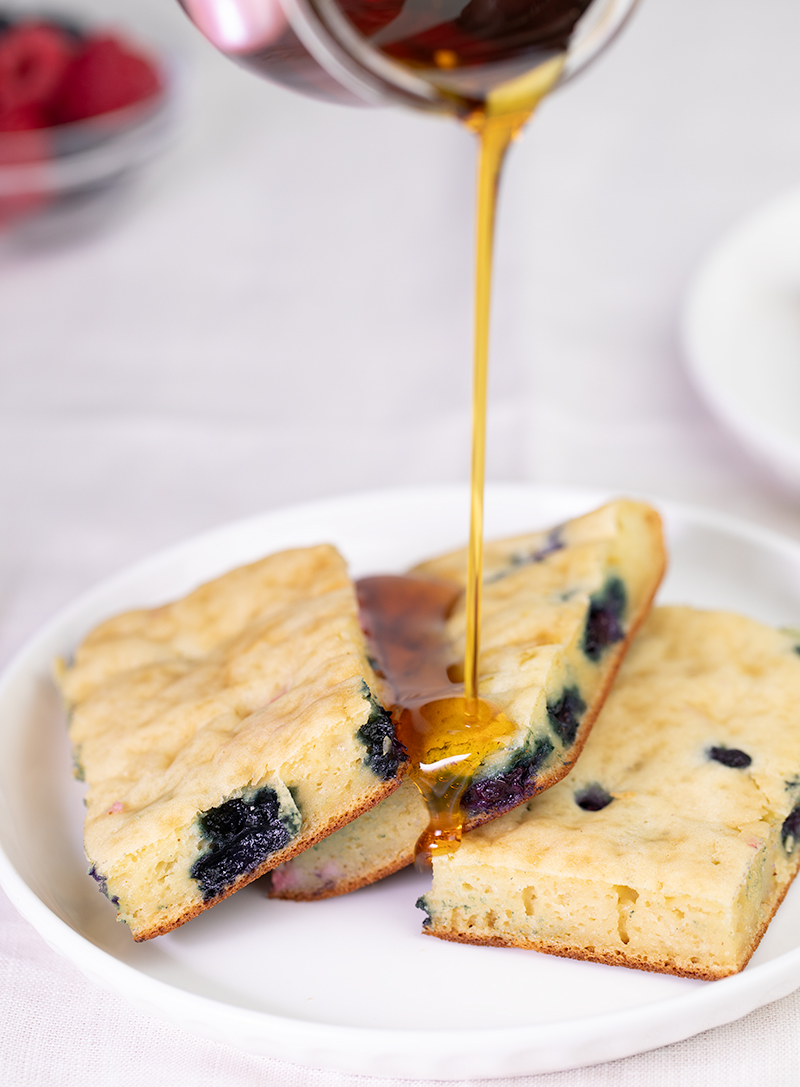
top-left (3, 0), bottom-right (800, 1081)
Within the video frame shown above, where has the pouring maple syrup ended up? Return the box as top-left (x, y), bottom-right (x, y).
top-left (355, 63), bottom-right (565, 869)
top-left (178, 0), bottom-right (638, 866)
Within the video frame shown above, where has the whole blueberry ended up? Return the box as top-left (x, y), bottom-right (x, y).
top-left (709, 746), bottom-right (752, 769)
top-left (192, 786), bottom-right (298, 901)
top-left (583, 578), bottom-right (626, 661)
top-left (575, 784), bottom-right (613, 811)
top-left (547, 687), bottom-right (586, 746)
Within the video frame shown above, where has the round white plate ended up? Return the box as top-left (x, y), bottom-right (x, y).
top-left (3, 483), bottom-right (800, 1079)
top-left (683, 187), bottom-right (800, 488)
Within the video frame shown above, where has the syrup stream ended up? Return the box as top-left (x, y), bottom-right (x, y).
top-left (463, 112), bottom-right (515, 709)
top-left (461, 54), bottom-right (566, 705)
top-left (406, 68), bottom-right (566, 867)
top-left (360, 63), bottom-right (565, 872)
top-left (359, 64), bottom-right (565, 871)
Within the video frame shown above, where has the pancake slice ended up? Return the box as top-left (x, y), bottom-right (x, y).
top-left (418, 607), bottom-right (800, 979)
top-left (59, 545), bottom-right (403, 940)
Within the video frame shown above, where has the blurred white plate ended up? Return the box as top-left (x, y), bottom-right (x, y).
top-left (3, 484), bottom-right (800, 1079)
top-left (683, 187), bottom-right (800, 488)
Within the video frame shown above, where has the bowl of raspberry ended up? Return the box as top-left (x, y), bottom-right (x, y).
top-left (0, 12), bottom-right (176, 234)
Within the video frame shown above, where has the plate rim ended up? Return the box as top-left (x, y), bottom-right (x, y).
top-left (4, 482), bottom-right (800, 1078)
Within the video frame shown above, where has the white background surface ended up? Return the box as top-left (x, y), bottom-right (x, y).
top-left (3, 0), bottom-right (800, 1082)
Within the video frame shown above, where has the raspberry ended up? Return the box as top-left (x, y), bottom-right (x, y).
top-left (0, 103), bottom-right (50, 131)
top-left (50, 35), bottom-right (162, 124)
top-left (0, 22), bottom-right (75, 114)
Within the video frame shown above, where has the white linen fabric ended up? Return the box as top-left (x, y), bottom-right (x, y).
top-left (2, 0), bottom-right (800, 1081)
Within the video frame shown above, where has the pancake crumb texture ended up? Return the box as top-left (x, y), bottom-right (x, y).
top-left (59, 545), bottom-right (401, 940)
top-left (419, 607), bottom-right (800, 979)
top-left (270, 499), bottom-right (666, 901)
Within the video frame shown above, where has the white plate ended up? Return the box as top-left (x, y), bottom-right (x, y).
top-left (4, 483), bottom-right (800, 1079)
top-left (683, 187), bottom-right (800, 488)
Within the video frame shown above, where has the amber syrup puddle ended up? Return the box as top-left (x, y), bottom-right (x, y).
top-left (358, 576), bottom-right (516, 870)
